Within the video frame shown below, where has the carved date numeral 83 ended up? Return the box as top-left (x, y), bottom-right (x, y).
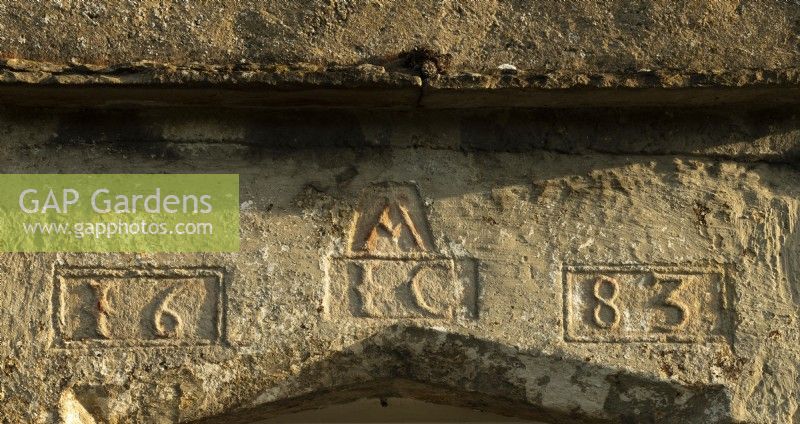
top-left (591, 275), bottom-right (690, 332)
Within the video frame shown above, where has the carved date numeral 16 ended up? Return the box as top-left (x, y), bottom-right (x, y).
top-left (88, 281), bottom-right (187, 339)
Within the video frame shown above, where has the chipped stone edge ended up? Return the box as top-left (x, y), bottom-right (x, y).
top-left (2, 58), bottom-right (800, 90)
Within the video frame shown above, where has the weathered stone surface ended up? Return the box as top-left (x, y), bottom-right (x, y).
top-left (2, 1), bottom-right (800, 423)
top-left (0, 104), bottom-right (799, 422)
top-left (0, 1), bottom-right (799, 75)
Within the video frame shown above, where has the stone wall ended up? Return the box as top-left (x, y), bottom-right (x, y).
top-left (1, 1), bottom-right (798, 73)
top-left (1, 1), bottom-right (800, 423)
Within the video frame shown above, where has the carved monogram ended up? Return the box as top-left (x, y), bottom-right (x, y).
top-left (328, 183), bottom-right (478, 320)
top-left (347, 184), bottom-right (436, 258)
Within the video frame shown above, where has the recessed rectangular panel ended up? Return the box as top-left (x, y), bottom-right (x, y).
top-left (53, 267), bottom-right (226, 348)
top-left (563, 264), bottom-right (731, 343)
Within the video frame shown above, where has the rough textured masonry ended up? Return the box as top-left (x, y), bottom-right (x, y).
top-left (1, 1), bottom-right (800, 423)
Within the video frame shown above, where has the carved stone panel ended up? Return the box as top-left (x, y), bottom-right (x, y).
top-left (327, 183), bottom-right (478, 320)
top-left (563, 264), bottom-right (732, 343)
top-left (52, 267), bottom-right (226, 348)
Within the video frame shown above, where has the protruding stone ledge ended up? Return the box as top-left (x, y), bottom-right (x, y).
top-left (2, 58), bottom-right (800, 108)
